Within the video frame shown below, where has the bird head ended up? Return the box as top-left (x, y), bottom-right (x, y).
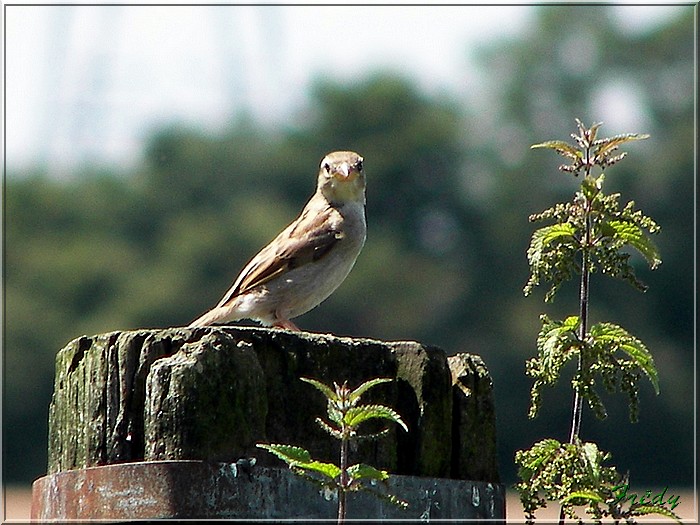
top-left (318, 151), bottom-right (365, 205)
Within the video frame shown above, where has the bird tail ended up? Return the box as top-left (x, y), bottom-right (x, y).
top-left (188, 307), bottom-right (235, 328)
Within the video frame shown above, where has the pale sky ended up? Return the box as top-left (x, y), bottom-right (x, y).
top-left (3, 4), bottom-right (684, 175)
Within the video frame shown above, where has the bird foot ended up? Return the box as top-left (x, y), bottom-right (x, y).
top-left (273, 319), bottom-right (300, 331)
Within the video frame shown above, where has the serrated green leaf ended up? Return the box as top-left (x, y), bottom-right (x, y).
top-left (257, 444), bottom-right (341, 480)
top-left (581, 442), bottom-right (603, 482)
top-left (531, 140), bottom-right (582, 160)
top-left (538, 316), bottom-right (580, 360)
top-left (288, 467), bottom-right (331, 489)
top-left (560, 490), bottom-right (604, 504)
top-left (257, 444), bottom-right (311, 465)
top-left (315, 417), bottom-right (342, 438)
top-left (299, 460), bottom-right (342, 480)
top-left (327, 405), bottom-right (343, 425)
top-left (561, 315), bottom-right (581, 332)
top-left (594, 133), bottom-right (650, 159)
top-left (344, 404), bottom-right (408, 432)
top-left (348, 377), bottom-right (393, 403)
top-left (590, 323), bottom-right (660, 394)
top-left (633, 505), bottom-right (682, 523)
top-left (347, 463), bottom-right (389, 481)
top-left (300, 377), bottom-right (339, 402)
top-left (527, 223), bottom-right (577, 267)
top-left (603, 220), bottom-right (661, 269)
top-left (517, 438), bottom-right (561, 478)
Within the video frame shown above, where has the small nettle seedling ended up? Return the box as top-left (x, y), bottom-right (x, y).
top-left (516, 119), bottom-right (680, 524)
top-left (257, 377), bottom-right (408, 524)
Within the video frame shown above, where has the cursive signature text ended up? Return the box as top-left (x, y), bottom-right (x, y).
top-left (612, 484), bottom-right (680, 511)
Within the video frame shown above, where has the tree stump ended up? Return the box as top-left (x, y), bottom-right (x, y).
top-left (35, 326), bottom-right (503, 520)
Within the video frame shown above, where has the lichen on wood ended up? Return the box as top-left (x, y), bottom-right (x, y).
top-left (46, 326), bottom-right (499, 482)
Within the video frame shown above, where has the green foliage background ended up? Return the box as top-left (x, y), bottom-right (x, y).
top-left (3, 7), bottom-right (694, 486)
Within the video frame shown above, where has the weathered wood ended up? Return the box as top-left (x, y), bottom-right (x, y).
top-left (449, 353), bottom-right (500, 482)
top-left (144, 332), bottom-right (267, 462)
top-left (48, 330), bottom-right (182, 473)
top-left (394, 343), bottom-right (453, 477)
top-left (32, 461), bottom-right (506, 520)
top-left (47, 326), bottom-right (499, 482)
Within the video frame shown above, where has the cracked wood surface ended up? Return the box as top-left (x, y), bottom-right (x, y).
top-left (47, 326), bottom-right (498, 481)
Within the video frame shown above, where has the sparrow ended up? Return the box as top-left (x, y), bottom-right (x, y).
top-left (189, 151), bottom-right (366, 331)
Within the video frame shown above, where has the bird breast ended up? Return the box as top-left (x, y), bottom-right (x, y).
top-left (270, 200), bottom-right (366, 320)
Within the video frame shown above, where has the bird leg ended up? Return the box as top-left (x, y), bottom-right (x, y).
top-left (273, 318), bottom-right (300, 331)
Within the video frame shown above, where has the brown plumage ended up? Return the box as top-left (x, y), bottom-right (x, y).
top-left (189, 151), bottom-right (366, 330)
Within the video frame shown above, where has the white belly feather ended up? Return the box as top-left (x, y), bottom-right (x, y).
top-left (234, 200), bottom-right (366, 325)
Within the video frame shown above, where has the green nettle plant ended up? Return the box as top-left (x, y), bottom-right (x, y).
top-left (257, 377), bottom-right (408, 524)
top-left (515, 120), bottom-right (681, 524)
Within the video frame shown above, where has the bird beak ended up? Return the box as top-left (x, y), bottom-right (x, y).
top-left (336, 163), bottom-right (355, 181)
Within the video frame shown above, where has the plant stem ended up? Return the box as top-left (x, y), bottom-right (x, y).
top-left (558, 232), bottom-right (590, 525)
top-left (569, 149), bottom-right (595, 445)
top-left (559, 165), bottom-right (594, 525)
top-left (570, 213), bottom-right (591, 443)
top-left (337, 423), bottom-right (349, 525)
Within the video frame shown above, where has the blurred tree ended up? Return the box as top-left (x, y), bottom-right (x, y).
top-left (4, 173), bottom-right (143, 480)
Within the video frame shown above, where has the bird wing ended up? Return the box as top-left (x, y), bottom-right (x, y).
top-left (215, 203), bottom-right (343, 308)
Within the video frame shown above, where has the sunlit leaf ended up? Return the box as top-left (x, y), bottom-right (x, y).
top-left (315, 417), bottom-right (342, 438)
top-left (531, 140), bottom-right (582, 160)
top-left (327, 405), bottom-right (344, 425)
top-left (256, 444), bottom-right (341, 480)
top-left (348, 377), bottom-right (393, 403)
top-left (594, 133), bottom-right (650, 159)
top-left (633, 505), bottom-right (682, 523)
top-left (581, 441), bottom-right (604, 482)
top-left (299, 460), bottom-right (342, 480)
top-left (344, 404), bottom-right (408, 432)
top-left (347, 463), bottom-right (389, 482)
top-left (517, 438), bottom-right (561, 479)
top-left (527, 223), bottom-right (577, 268)
top-left (257, 444), bottom-right (311, 464)
top-left (603, 220), bottom-right (661, 269)
top-left (538, 315), bottom-right (580, 361)
top-left (301, 377), bottom-right (339, 403)
top-left (589, 323), bottom-right (660, 394)
top-left (560, 490), bottom-right (604, 504)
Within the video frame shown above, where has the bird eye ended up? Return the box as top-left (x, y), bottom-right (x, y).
top-left (355, 158), bottom-right (364, 171)
top-left (322, 162), bottom-right (331, 172)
